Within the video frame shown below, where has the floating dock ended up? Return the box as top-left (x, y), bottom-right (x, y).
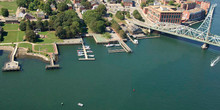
top-left (2, 45), bottom-right (21, 72)
top-left (108, 49), bottom-right (125, 53)
top-left (78, 43), bottom-right (95, 61)
top-left (118, 40), bottom-right (132, 53)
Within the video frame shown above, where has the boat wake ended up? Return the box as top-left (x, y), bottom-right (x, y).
top-left (210, 56), bottom-right (220, 67)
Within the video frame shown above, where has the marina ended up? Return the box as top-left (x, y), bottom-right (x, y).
top-left (78, 42), bottom-right (95, 61)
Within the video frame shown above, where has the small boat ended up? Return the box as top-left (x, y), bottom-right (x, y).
top-left (134, 39), bottom-right (138, 44)
top-left (105, 43), bottom-right (114, 47)
top-left (210, 56), bottom-right (220, 67)
top-left (87, 50), bottom-right (93, 53)
top-left (78, 51), bottom-right (84, 54)
top-left (78, 103), bottom-right (83, 107)
top-left (88, 55), bottom-right (94, 57)
top-left (85, 47), bottom-right (91, 50)
top-left (114, 44), bottom-right (120, 46)
top-left (78, 53), bottom-right (84, 56)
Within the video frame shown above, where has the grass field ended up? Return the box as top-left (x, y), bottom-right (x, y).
top-left (0, 1), bottom-right (17, 15)
top-left (18, 43), bottom-right (32, 51)
top-left (113, 15), bottom-right (126, 24)
top-left (1, 24), bottom-right (24, 43)
top-left (2, 24), bottom-right (19, 31)
top-left (34, 45), bottom-right (54, 53)
top-left (38, 31), bottom-right (63, 44)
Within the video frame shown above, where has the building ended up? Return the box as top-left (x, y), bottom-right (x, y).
top-left (181, 2), bottom-right (196, 10)
top-left (106, 4), bottom-right (130, 13)
top-left (37, 11), bottom-right (46, 19)
top-left (72, 0), bottom-right (80, 4)
top-left (16, 7), bottom-right (26, 18)
top-left (144, 5), bottom-right (182, 24)
top-left (176, 0), bottom-right (187, 4)
top-left (128, 24), bottom-right (142, 34)
top-left (50, 4), bottom-right (56, 11)
top-left (182, 8), bottom-right (205, 21)
top-left (67, 4), bottom-right (73, 9)
top-left (5, 17), bottom-right (19, 24)
top-left (23, 13), bottom-right (36, 20)
top-left (139, 0), bottom-right (146, 3)
top-left (122, 0), bottom-right (133, 7)
top-left (161, 0), bottom-right (170, 5)
top-left (200, 1), bottom-right (210, 14)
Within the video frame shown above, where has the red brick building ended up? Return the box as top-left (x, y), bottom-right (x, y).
top-left (122, 0), bottom-right (133, 7)
top-left (182, 8), bottom-right (205, 22)
top-left (200, 1), bottom-right (210, 14)
top-left (181, 2), bottom-right (196, 10)
top-left (144, 6), bottom-right (182, 24)
top-left (72, 0), bottom-right (80, 4)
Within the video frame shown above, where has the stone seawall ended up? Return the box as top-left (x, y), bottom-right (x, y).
top-left (17, 47), bottom-right (50, 63)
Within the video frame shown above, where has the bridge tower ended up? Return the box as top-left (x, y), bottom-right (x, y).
top-left (196, 4), bottom-right (217, 49)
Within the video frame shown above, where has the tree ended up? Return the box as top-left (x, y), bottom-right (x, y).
top-left (102, 32), bottom-right (111, 39)
top-left (16, 0), bottom-right (27, 8)
top-left (44, 3), bottom-right (52, 15)
top-left (25, 29), bottom-right (38, 42)
top-left (31, 21), bottom-right (36, 30)
top-left (116, 11), bottom-right (125, 20)
top-left (126, 12), bottom-right (131, 18)
top-left (1, 8), bottom-right (9, 17)
top-left (19, 21), bottom-right (26, 31)
top-left (36, 18), bottom-right (44, 31)
top-left (109, 13), bottom-right (113, 17)
top-left (95, 4), bottom-right (107, 16)
top-left (119, 30), bottom-right (126, 38)
top-left (55, 26), bottom-right (66, 39)
top-left (43, 20), bottom-right (49, 31)
top-left (141, 2), bottom-right (146, 9)
top-left (57, 2), bottom-right (68, 12)
top-left (133, 10), bottom-right (145, 22)
top-left (81, 1), bottom-right (91, 9)
top-left (169, 0), bottom-right (174, 6)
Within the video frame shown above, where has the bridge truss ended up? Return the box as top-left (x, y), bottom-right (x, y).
top-left (132, 4), bottom-right (220, 47)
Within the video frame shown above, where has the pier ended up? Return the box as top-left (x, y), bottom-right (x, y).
top-left (126, 33), bottom-right (138, 45)
top-left (2, 44), bottom-right (21, 72)
top-left (45, 54), bottom-right (60, 70)
top-left (118, 40), bottom-right (132, 53)
top-left (78, 43), bottom-right (95, 61)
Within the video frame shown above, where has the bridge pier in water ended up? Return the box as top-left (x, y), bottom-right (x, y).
top-left (201, 43), bottom-right (209, 50)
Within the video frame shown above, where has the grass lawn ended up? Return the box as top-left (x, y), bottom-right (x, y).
top-left (2, 24), bottom-right (19, 31)
top-left (38, 31), bottom-right (63, 44)
top-left (0, 44), bottom-right (15, 47)
top-left (18, 43), bottom-right (32, 51)
top-left (0, 1), bottom-right (17, 15)
top-left (34, 45), bottom-right (54, 53)
top-left (113, 15), bottom-right (126, 24)
top-left (1, 31), bottom-right (25, 43)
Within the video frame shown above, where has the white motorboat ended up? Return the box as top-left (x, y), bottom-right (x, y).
top-left (88, 55), bottom-right (95, 57)
top-left (105, 43), bottom-right (114, 47)
top-left (210, 56), bottom-right (220, 67)
top-left (78, 103), bottom-right (83, 107)
top-left (134, 39), bottom-right (138, 44)
top-left (78, 53), bottom-right (84, 56)
top-left (114, 44), bottom-right (120, 46)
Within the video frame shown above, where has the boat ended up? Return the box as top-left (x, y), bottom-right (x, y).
top-left (78, 53), bottom-right (84, 56)
top-left (114, 44), bottom-right (120, 46)
top-left (78, 103), bottom-right (83, 107)
top-left (210, 56), bottom-right (220, 67)
top-left (134, 39), bottom-right (138, 44)
top-left (87, 50), bottom-right (93, 53)
top-left (105, 43), bottom-right (114, 47)
top-left (88, 55), bottom-right (94, 57)
top-left (85, 47), bottom-right (91, 50)
top-left (78, 51), bottom-right (84, 54)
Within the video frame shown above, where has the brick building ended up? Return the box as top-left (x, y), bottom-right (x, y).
top-left (144, 6), bottom-right (182, 24)
top-left (181, 2), bottom-right (196, 10)
top-left (176, 0), bottom-right (187, 4)
top-left (122, 0), bottom-right (133, 7)
top-left (72, 0), bottom-right (80, 4)
top-left (182, 8), bottom-right (205, 21)
top-left (200, 1), bottom-right (210, 14)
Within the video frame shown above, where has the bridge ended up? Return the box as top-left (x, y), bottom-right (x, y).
top-left (129, 4), bottom-right (220, 47)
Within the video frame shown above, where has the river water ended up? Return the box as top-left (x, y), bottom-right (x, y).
top-left (1, 1), bottom-right (220, 110)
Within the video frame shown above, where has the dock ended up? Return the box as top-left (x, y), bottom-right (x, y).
top-left (126, 33), bottom-right (138, 44)
top-left (45, 54), bottom-right (60, 70)
top-left (2, 45), bottom-right (21, 72)
top-left (118, 40), bottom-right (132, 53)
top-left (78, 43), bottom-right (95, 61)
top-left (108, 49), bottom-right (125, 53)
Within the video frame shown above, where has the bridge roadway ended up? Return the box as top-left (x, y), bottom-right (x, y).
top-left (128, 19), bottom-right (220, 47)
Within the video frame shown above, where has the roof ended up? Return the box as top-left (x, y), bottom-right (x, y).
top-left (123, 0), bottom-right (133, 3)
top-left (185, 8), bottom-right (205, 13)
top-left (148, 5), bottom-right (182, 13)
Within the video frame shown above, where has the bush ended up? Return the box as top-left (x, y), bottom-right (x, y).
top-left (115, 11), bottom-right (125, 20)
top-left (1, 8), bottom-right (9, 17)
top-left (102, 32), bottom-right (111, 39)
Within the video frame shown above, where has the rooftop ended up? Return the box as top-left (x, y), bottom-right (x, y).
top-left (148, 5), bottom-right (182, 13)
